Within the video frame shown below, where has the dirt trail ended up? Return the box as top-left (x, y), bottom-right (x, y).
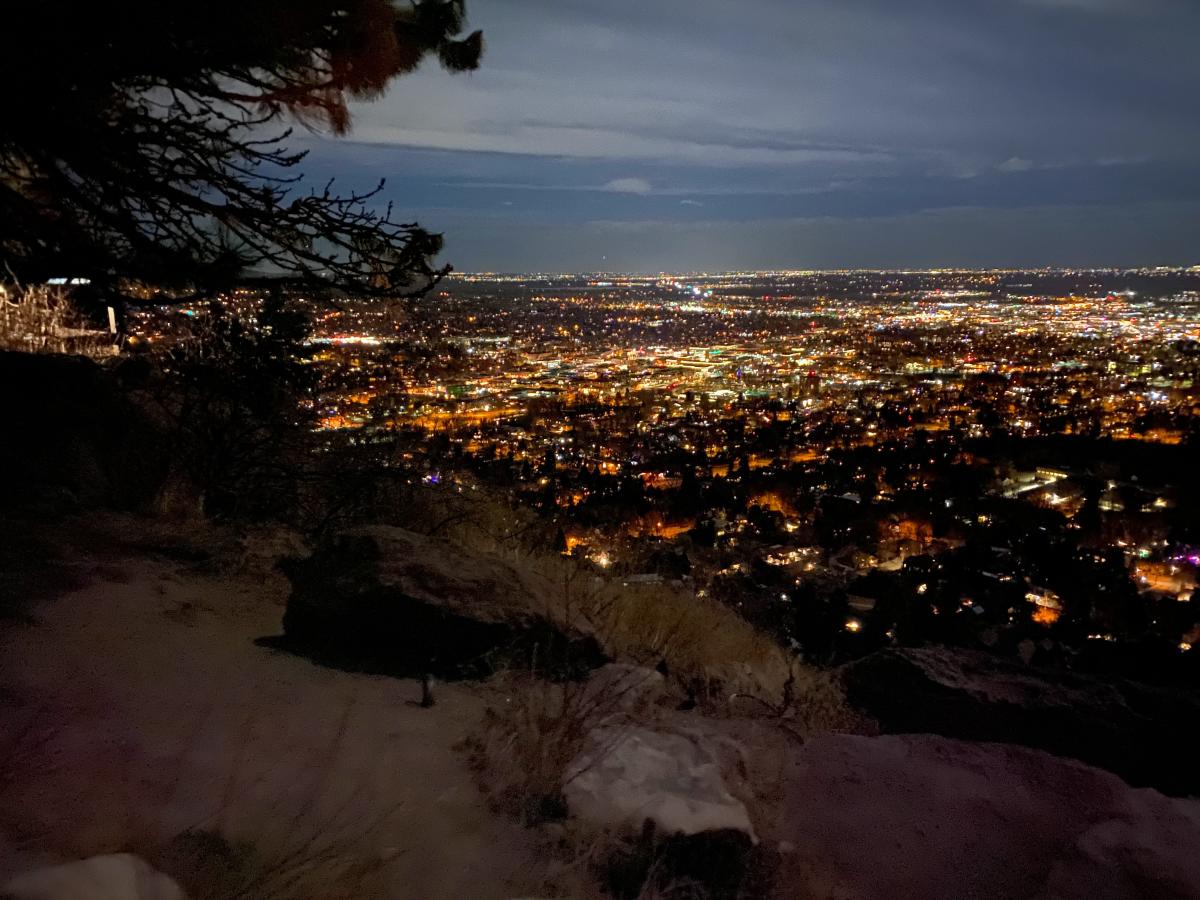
top-left (0, 513), bottom-right (550, 899)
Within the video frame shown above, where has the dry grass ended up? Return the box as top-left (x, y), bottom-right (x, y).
top-left (464, 677), bottom-right (768, 900)
top-left (780, 666), bottom-right (872, 737)
top-left (405, 481), bottom-right (863, 733)
top-left (585, 579), bottom-right (790, 703)
top-left (348, 482), bottom-right (841, 718)
top-left (141, 699), bottom-right (401, 900)
top-left (151, 827), bottom-right (387, 900)
top-left (389, 482), bottom-right (794, 701)
top-left (486, 550), bottom-right (793, 705)
top-left (460, 665), bottom-right (666, 897)
top-left (464, 664), bottom-right (658, 826)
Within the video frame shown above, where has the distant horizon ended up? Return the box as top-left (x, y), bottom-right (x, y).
top-left (450, 263), bottom-right (1200, 278)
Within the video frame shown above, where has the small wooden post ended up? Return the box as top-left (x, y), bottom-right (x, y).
top-left (420, 673), bottom-right (436, 708)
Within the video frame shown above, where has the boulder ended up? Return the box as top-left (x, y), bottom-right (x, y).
top-left (1045, 808), bottom-right (1200, 899)
top-left (579, 664), bottom-right (666, 718)
top-left (234, 526), bottom-right (310, 573)
top-left (279, 525), bottom-right (609, 680)
top-left (839, 646), bottom-right (1200, 796)
top-left (767, 733), bottom-right (1200, 900)
top-left (3, 854), bottom-right (186, 900)
top-left (564, 726), bottom-right (756, 841)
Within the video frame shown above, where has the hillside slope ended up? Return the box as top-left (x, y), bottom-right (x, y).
top-left (0, 512), bottom-right (556, 899)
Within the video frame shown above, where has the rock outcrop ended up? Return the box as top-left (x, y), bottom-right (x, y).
top-left (578, 664), bottom-right (666, 718)
top-left (563, 722), bottom-right (1200, 899)
top-left (3, 854), bottom-right (186, 900)
top-left (279, 525), bottom-right (609, 680)
top-left (767, 733), bottom-right (1200, 900)
top-left (839, 646), bottom-right (1200, 796)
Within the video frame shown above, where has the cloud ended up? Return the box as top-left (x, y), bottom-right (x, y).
top-left (349, 123), bottom-right (889, 167)
top-left (1018, 0), bottom-right (1150, 12)
top-left (998, 157), bottom-right (1036, 173)
top-left (604, 177), bottom-right (653, 194)
top-left (349, 0), bottom-right (1200, 170)
top-left (310, 0), bottom-right (1200, 269)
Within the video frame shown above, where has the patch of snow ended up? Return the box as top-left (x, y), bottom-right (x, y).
top-left (565, 726), bottom-right (756, 841)
top-left (4, 854), bottom-right (185, 900)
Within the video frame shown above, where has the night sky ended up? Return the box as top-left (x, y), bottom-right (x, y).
top-left (302, 0), bottom-right (1200, 273)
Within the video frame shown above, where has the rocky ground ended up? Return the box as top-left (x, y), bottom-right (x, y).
top-left (2, 510), bottom-right (1199, 899)
top-left (840, 645), bottom-right (1200, 797)
top-left (737, 726), bottom-right (1200, 899)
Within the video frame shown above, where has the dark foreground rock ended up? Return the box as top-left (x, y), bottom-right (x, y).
top-left (840, 646), bottom-right (1200, 796)
top-left (0, 351), bottom-right (169, 510)
top-left (278, 525), bottom-right (609, 680)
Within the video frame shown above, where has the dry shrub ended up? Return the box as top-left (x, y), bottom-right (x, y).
top-left (464, 681), bottom-right (577, 825)
top-left (726, 661), bottom-right (872, 740)
top-left (783, 666), bottom-right (873, 737)
top-left (0, 283), bottom-right (113, 356)
top-left (463, 671), bottom-right (768, 899)
top-left (464, 665), bottom-right (657, 826)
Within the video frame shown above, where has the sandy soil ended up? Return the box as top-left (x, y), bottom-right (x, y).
top-left (0, 512), bottom-right (553, 899)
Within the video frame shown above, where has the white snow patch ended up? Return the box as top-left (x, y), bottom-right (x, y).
top-left (4, 854), bottom-right (185, 900)
top-left (565, 726), bottom-right (756, 841)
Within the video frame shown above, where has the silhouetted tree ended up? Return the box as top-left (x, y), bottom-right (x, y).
top-left (151, 294), bottom-right (317, 518)
top-left (1, 0), bottom-right (482, 307)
